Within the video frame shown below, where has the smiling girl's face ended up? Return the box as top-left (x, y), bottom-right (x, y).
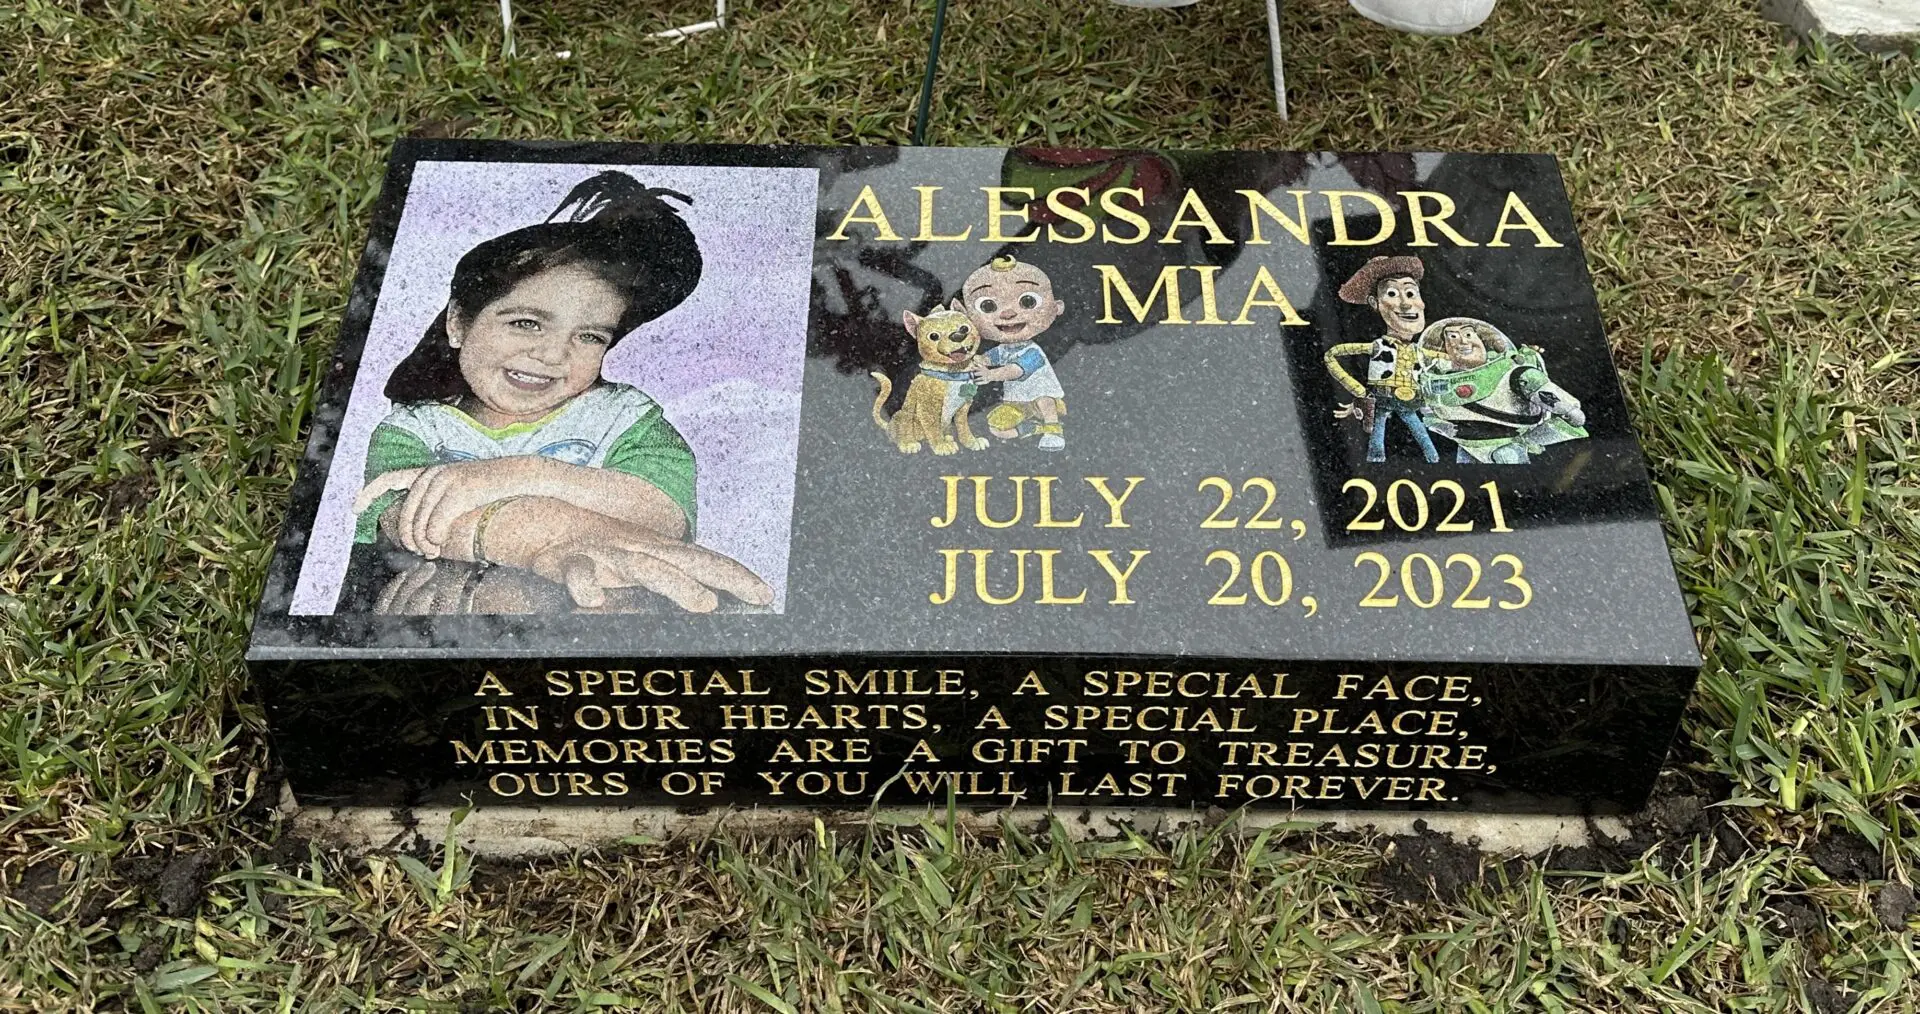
top-left (446, 264), bottom-right (626, 427)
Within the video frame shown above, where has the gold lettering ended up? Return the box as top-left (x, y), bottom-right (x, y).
top-left (483, 705), bottom-right (539, 731)
top-left (451, 740), bottom-right (493, 764)
top-left (1034, 549), bottom-right (1088, 605)
top-left (1086, 476), bottom-right (1144, 528)
top-left (1033, 475), bottom-right (1084, 527)
top-left (1231, 264), bottom-right (1309, 326)
top-left (1325, 190), bottom-right (1397, 246)
top-left (1159, 189), bottom-right (1232, 244)
top-left (930, 474), bottom-right (962, 528)
top-left (1191, 264), bottom-right (1227, 325)
top-left (930, 548), bottom-right (962, 605)
top-left (973, 475), bottom-right (1026, 528)
top-left (912, 186), bottom-right (973, 242)
top-left (474, 671), bottom-right (513, 696)
top-left (1098, 187), bottom-right (1149, 243)
top-left (1044, 187), bottom-right (1096, 243)
top-left (1095, 264), bottom-right (1187, 324)
top-left (972, 549), bottom-right (1029, 606)
top-left (983, 187), bottom-right (1037, 242)
top-left (827, 185), bottom-right (901, 241)
top-left (1088, 549), bottom-right (1150, 604)
top-left (1402, 191), bottom-right (1478, 247)
top-left (1487, 192), bottom-right (1564, 248)
top-left (1240, 190), bottom-right (1313, 245)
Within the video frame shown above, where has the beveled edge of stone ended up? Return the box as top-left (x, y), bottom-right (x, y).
top-left (1762, 0), bottom-right (1920, 52)
top-left (287, 793), bottom-right (1628, 859)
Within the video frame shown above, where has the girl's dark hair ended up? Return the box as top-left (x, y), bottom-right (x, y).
top-left (384, 171), bottom-right (703, 403)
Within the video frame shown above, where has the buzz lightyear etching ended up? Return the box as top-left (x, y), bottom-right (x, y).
top-left (1325, 255), bottom-right (1588, 465)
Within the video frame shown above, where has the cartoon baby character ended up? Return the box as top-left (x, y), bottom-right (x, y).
top-left (1420, 317), bottom-right (1587, 465)
top-left (961, 256), bottom-right (1069, 451)
top-left (869, 302), bottom-right (990, 455)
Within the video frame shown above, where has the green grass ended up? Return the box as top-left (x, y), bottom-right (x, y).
top-left (2, 0), bottom-right (1918, 1008)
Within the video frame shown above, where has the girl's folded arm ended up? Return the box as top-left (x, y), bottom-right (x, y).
top-left (514, 460), bottom-right (688, 540)
top-left (390, 495), bottom-right (617, 570)
top-left (427, 409), bottom-right (696, 544)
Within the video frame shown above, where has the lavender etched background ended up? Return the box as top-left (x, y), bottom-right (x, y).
top-left (290, 160), bottom-right (819, 614)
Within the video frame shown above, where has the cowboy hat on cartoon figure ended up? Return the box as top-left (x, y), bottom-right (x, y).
top-left (1324, 255), bottom-right (1442, 463)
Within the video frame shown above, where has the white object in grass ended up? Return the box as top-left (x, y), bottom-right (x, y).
top-left (496, 0), bottom-right (729, 50)
top-left (1348, 0), bottom-right (1496, 35)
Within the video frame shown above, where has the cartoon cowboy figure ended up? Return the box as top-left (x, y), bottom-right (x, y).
top-left (1419, 317), bottom-right (1587, 464)
top-left (1324, 255), bottom-right (1441, 463)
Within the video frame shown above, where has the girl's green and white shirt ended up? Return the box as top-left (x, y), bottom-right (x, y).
top-left (353, 382), bottom-right (696, 543)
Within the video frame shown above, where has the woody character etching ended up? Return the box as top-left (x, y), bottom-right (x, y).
top-left (1324, 255), bottom-right (1442, 463)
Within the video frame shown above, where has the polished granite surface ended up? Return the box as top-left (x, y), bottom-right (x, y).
top-left (250, 141), bottom-right (1699, 813)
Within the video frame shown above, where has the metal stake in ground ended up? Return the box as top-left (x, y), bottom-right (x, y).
top-left (911, 0), bottom-right (952, 145)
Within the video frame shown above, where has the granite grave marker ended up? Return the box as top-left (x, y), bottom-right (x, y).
top-left (249, 141), bottom-right (1700, 814)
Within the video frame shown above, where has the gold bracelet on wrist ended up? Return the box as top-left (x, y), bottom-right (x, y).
top-left (471, 496), bottom-right (521, 567)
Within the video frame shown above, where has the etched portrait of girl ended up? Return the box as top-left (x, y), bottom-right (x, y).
top-left (289, 163), bottom-right (815, 616)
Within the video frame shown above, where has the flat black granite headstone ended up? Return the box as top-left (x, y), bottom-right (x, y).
top-left (250, 141), bottom-right (1699, 814)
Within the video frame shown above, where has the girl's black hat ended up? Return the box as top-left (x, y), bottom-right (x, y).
top-left (383, 171), bottom-right (704, 405)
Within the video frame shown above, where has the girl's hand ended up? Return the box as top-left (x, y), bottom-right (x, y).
top-left (397, 457), bottom-right (559, 558)
top-left (354, 468), bottom-right (428, 516)
top-left (373, 558), bottom-right (570, 614)
top-left (528, 528), bottom-right (773, 613)
top-left (374, 559), bottom-right (441, 614)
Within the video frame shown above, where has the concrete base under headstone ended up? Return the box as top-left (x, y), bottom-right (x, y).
top-left (1762, 0), bottom-right (1920, 50)
top-left (292, 799), bottom-right (1629, 858)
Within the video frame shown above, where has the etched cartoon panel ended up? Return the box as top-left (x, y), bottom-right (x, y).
top-left (1325, 255), bottom-right (1587, 466)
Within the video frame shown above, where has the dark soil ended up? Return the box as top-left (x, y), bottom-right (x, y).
top-left (1874, 882), bottom-right (1916, 931)
top-left (1636, 766), bottom-right (1752, 864)
top-left (1385, 764), bottom-right (1772, 902)
top-left (1764, 894), bottom-right (1824, 937)
top-left (1370, 820), bottom-right (1526, 904)
top-left (118, 852), bottom-right (217, 917)
top-left (130, 938), bottom-right (168, 973)
top-left (145, 433), bottom-right (186, 460)
top-left (12, 860), bottom-right (64, 918)
top-left (1811, 829), bottom-right (1883, 882)
top-left (238, 772), bottom-right (285, 821)
top-left (1807, 976), bottom-right (1855, 1014)
top-left (262, 833), bottom-right (311, 871)
top-left (102, 472), bottom-right (156, 512)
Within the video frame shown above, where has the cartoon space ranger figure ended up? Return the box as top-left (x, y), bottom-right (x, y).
top-left (1418, 317), bottom-right (1587, 464)
top-left (962, 256), bottom-right (1069, 451)
top-left (1324, 255), bottom-right (1442, 463)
